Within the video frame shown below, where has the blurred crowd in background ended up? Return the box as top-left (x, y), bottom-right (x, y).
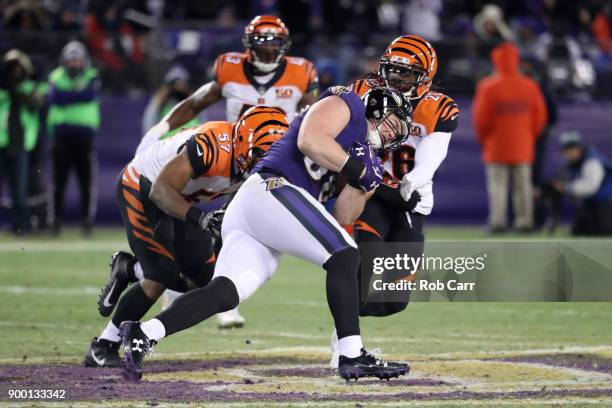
top-left (1, 0), bottom-right (611, 95)
top-left (1, 0), bottom-right (612, 236)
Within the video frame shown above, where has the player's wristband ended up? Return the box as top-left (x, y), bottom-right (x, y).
top-left (340, 156), bottom-right (365, 185)
top-left (186, 206), bottom-right (204, 227)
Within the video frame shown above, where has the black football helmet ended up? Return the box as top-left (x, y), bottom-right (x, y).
top-left (362, 87), bottom-right (412, 151)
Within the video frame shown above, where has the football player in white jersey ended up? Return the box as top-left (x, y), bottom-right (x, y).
top-left (138, 15), bottom-right (317, 154)
top-left (85, 107), bottom-right (288, 367)
top-left (137, 15), bottom-right (318, 327)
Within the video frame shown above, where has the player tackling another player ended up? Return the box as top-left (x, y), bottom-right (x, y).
top-left (137, 15), bottom-right (318, 328)
top-left (119, 85), bottom-right (413, 382)
top-left (324, 35), bottom-right (459, 368)
top-left (84, 107), bottom-right (288, 367)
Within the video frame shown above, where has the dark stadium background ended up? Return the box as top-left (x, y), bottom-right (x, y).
top-left (1, 0), bottom-right (611, 227)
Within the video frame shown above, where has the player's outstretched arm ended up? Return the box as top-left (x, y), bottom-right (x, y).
top-left (137, 81), bottom-right (223, 154)
top-left (169, 81), bottom-right (223, 129)
top-left (297, 95), bottom-right (351, 172)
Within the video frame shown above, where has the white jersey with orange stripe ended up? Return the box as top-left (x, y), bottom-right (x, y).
top-left (127, 121), bottom-right (236, 202)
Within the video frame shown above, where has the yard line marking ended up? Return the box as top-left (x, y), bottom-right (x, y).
top-left (0, 241), bottom-right (128, 252)
top-left (0, 285), bottom-right (100, 296)
top-left (274, 299), bottom-right (327, 307)
top-left (0, 320), bottom-right (99, 331)
top-left (250, 331), bottom-right (327, 340)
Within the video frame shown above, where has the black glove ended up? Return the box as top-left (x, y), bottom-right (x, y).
top-left (405, 190), bottom-right (421, 212)
top-left (374, 183), bottom-right (421, 212)
top-left (199, 209), bottom-right (225, 240)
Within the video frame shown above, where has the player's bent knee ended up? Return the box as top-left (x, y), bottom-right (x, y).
top-left (324, 246), bottom-right (361, 275)
top-left (208, 276), bottom-right (240, 312)
top-left (215, 231), bottom-right (278, 303)
top-left (140, 279), bottom-right (165, 300)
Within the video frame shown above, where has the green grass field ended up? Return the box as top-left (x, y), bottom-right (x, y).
top-left (1, 227), bottom-right (612, 407)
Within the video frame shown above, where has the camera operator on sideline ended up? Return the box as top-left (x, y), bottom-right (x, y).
top-left (552, 131), bottom-right (612, 235)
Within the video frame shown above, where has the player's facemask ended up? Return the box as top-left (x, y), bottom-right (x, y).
top-left (379, 62), bottom-right (428, 100)
top-left (235, 148), bottom-right (266, 179)
top-left (244, 34), bottom-right (291, 73)
top-left (367, 111), bottom-right (411, 151)
top-left (363, 87), bottom-right (412, 151)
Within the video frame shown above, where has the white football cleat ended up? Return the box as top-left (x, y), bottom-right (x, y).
top-left (216, 307), bottom-right (245, 329)
top-left (161, 290), bottom-right (181, 311)
top-left (329, 328), bottom-right (339, 369)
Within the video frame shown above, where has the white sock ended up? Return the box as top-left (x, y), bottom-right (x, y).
top-left (141, 318), bottom-right (166, 342)
top-left (99, 321), bottom-right (120, 343)
top-left (338, 335), bottom-right (363, 358)
top-left (134, 262), bottom-right (144, 281)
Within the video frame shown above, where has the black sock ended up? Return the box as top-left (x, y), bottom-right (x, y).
top-left (156, 276), bottom-right (239, 337)
top-left (323, 247), bottom-right (361, 339)
top-left (111, 283), bottom-right (157, 327)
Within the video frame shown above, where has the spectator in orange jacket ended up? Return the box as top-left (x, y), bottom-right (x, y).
top-left (473, 42), bottom-right (547, 232)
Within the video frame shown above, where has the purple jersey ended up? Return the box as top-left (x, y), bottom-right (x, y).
top-left (254, 86), bottom-right (367, 201)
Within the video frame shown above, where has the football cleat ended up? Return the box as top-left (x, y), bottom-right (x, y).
top-left (329, 329), bottom-right (339, 369)
top-left (338, 348), bottom-right (409, 381)
top-left (217, 307), bottom-right (245, 329)
top-left (83, 337), bottom-right (122, 368)
top-left (98, 251), bottom-right (137, 317)
top-left (119, 321), bottom-right (155, 381)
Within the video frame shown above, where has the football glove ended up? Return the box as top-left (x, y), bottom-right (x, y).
top-left (199, 209), bottom-right (225, 240)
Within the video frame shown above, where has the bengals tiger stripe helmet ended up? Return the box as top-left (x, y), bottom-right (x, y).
top-left (233, 106), bottom-right (289, 175)
top-left (379, 35), bottom-right (438, 100)
top-left (243, 15), bottom-right (291, 73)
